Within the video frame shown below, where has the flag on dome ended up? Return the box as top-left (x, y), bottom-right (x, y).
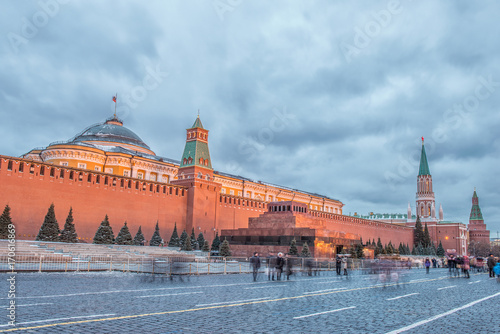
top-left (112, 96), bottom-right (117, 103)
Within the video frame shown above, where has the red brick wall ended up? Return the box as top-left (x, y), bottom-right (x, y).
top-left (0, 157), bottom-right (187, 243)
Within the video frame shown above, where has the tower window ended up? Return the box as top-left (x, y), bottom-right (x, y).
top-left (19, 163), bottom-right (24, 173)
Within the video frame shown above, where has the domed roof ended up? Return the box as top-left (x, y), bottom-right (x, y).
top-left (70, 117), bottom-right (152, 152)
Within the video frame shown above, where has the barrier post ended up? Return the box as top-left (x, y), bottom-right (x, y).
top-left (208, 263), bottom-right (210, 275)
top-left (38, 255), bottom-right (43, 273)
top-left (65, 261), bottom-right (68, 272)
top-left (88, 259), bottom-right (90, 272)
top-left (109, 256), bottom-right (113, 272)
top-left (239, 263), bottom-right (241, 273)
top-left (224, 258), bottom-right (227, 275)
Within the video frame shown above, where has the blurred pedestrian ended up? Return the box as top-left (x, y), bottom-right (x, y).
top-left (463, 255), bottom-right (470, 279)
top-left (276, 252), bottom-right (285, 281)
top-left (493, 262), bottom-right (500, 283)
top-left (335, 256), bottom-right (342, 275)
top-left (342, 257), bottom-right (348, 276)
top-left (285, 254), bottom-right (293, 280)
top-left (425, 258), bottom-right (431, 274)
top-left (487, 254), bottom-right (496, 278)
top-left (250, 252), bottom-right (261, 282)
top-left (267, 252), bottom-right (277, 281)
top-left (448, 255), bottom-right (456, 277)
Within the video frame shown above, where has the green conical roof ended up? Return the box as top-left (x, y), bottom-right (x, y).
top-left (418, 141), bottom-right (430, 176)
top-left (192, 116), bottom-right (204, 129)
top-left (469, 190), bottom-right (483, 220)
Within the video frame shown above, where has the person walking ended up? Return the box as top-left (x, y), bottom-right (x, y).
top-left (267, 252), bottom-right (277, 281)
top-left (448, 255), bottom-right (456, 277)
top-left (250, 252), bottom-right (261, 282)
top-left (335, 256), bottom-right (342, 275)
top-left (487, 254), bottom-right (496, 278)
top-left (493, 262), bottom-right (500, 283)
top-left (276, 252), bottom-right (285, 281)
top-left (342, 257), bottom-right (348, 276)
top-left (425, 258), bottom-right (431, 274)
top-left (285, 254), bottom-right (293, 280)
top-left (462, 255), bottom-right (470, 279)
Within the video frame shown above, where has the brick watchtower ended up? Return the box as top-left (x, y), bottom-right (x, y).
top-left (416, 138), bottom-right (435, 220)
top-left (172, 116), bottom-right (221, 240)
top-left (468, 189), bottom-right (490, 244)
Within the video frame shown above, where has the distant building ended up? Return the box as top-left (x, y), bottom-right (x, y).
top-left (355, 139), bottom-right (469, 256)
top-left (468, 189), bottom-right (490, 244)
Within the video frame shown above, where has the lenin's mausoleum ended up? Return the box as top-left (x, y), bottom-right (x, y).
top-left (0, 113), bottom-right (489, 257)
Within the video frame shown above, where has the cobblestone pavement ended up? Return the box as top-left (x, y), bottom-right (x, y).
top-left (0, 268), bottom-right (498, 333)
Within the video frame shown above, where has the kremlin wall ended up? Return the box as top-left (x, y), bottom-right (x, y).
top-left (0, 114), bottom-right (489, 257)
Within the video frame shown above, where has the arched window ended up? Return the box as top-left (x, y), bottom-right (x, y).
top-left (188, 157), bottom-right (192, 164)
top-left (199, 158), bottom-right (203, 165)
top-left (198, 172), bottom-right (202, 179)
top-left (183, 158), bottom-right (187, 165)
top-left (204, 159), bottom-right (209, 166)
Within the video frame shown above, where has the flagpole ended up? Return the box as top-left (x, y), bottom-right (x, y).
top-left (114, 93), bottom-right (117, 118)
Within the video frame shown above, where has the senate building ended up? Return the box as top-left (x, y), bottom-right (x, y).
top-left (0, 111), bottom-right (488, 257)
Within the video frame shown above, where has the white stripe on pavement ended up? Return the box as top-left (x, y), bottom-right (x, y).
top-left (4, 303), bottom-right (53, 309)
top-left (0, 314), bottom-right (116, 328)
top-left (134, 292), bottom-right (203, 298)
top-left (468, 280), bottom-right (481, 284)
top-left (386, 292), bottom-right (500, 334)
top-left (293, 306), bottom-right (356, 319)
top-left (196, 297), bottom-right (272, 307)
top-left (303, 288), bottom-right (347, 294)
top-left (386, 293), bottom-right (419, 301)
top-left (437, 285), bottom-right (456, 291)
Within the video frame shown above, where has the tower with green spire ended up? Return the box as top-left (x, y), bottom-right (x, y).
top-left (415, 138), bottom-right (435, 220)
top-left (468, 189), bottom-right (490, 244)
top-left (172, 116), bottom-right (220, 241)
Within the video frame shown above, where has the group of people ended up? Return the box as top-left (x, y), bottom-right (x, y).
top-left (249, 252), bottom-right (295, 282)
top-left (335, 256), bottom-right (348, 276)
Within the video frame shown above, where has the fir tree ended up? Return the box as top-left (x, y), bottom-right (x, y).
top-left (349, 244), bottom-right (357, 258)
top-left (289, 238), bottom-right (298, 255)
top-left (0, 205), bottom-right (13, 239)
top-left (219, 238), bottom-right (231, 257)
top-left (197, 232), bottom-right (205, 250)
top-left (179, 230), bottom-right (188, 249)
top-left (168, 222), bottom-right (180, 247)
top-left (355, 243), bottom-right (364, 259)
top-left (36, 203), bottom-right (60, 242)
top-left (133, 226), bottom-right (145, 246)
top-left (376, 238), bottom-right (384, 256)
top-left (385, 241), bottom-right (394, 255)
top-left (202, 240), bottom-right (210, 252)
top-left (150, 222), bottom-right (163, 246)
top-left (414, 216), bottom-right (424, 246)
top-left (115, 222), bottom-right (133, 245)
top-left (59, 207), bottom-right (78, 243)
top-left (359, 237), bottom-right (363, 247)
top-left (436, 241), bottom-right (445, 257)
top-left (411, 245), bottom-right (417, 255)
top-left (183, 234), bottom-right (193, 251)
top-left (211, 232), bottom-right (220, 251)
top-left (190, 228), bottom-right (198, 250)
top-left (93, 215), bottom-right (115, 244)
top-left (301, 242), bottom-right (311, 257)
top-left (398, 243), bottom-right (405, 255)
top-left (423, 223), bottom-right (431, 248)
top-left (417, 242), bottom-right (424, 255)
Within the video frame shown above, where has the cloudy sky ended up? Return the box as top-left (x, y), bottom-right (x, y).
top-left (1, 1), bottom-right (499, 237)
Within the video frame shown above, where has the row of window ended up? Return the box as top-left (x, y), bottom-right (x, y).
top-left (182, 157), bottom-right (209, 167)
top-left (220, 195), bottom-right (264, 208)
